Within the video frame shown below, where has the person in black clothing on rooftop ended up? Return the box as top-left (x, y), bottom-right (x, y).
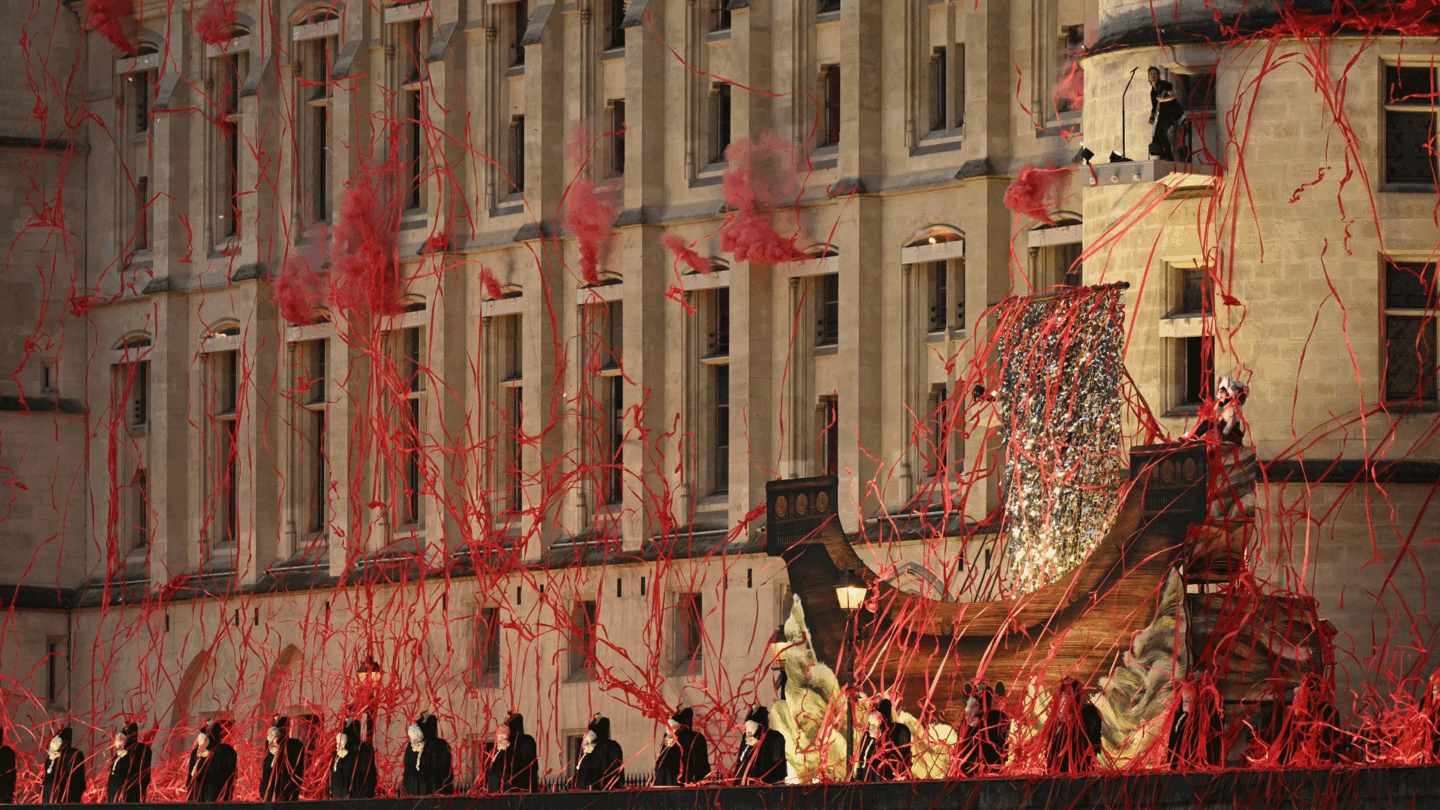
top-left (260, 715), bottom-right (306, 802)
top-left (573, 715), bottom-right (623, 791)
top-left (1148, 67), bottom-right (1184, 161)
top-left (330, 720), bottom-right (377, 800)
top-left (402, 713), bottom-right (455, 796)
top-left (654, 708), bottom-right (710, 786)
top-left (734, 706), bottom-right (786, 785)
top-left (0, 725), bottom-right (16, 804)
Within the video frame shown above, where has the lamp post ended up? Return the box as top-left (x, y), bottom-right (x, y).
top-left (357, 655), bottom-right (382, 743)
top-left (835, 568), bottom-right (868, 779)
top-left (770, 626), bottom-right (789, 695)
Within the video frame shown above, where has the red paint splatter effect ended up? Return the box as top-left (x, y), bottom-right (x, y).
top-left (85, 0), bottom-right (137, 54)
top-left (663, 233), bottom-right (712, 276)
top-left (719, 133), bottom-right (811, 265)
top-left (1003, 162), bottom-right (1072, 225)
top-left (194, 0), bottom-right (237, 47)
top-left (331, 157), bottom-right (402, 316)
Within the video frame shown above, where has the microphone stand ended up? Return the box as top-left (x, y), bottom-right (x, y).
top-left (1119, 67), bottom-right (1138, 160)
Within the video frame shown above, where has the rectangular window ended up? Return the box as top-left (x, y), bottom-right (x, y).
top-left (131, 469), bottom-right (149, 550)
top-left (713, 364), bottom-right (730, 494)
top-left (815, 273), bottom-right (839, 346)
top-left (1178, 336), bottom-right (1212, 408)
top-left (1384, 260), bottom-right (1438, 402)
top-left (301, 36), bottom-right (335, 222)
top-left (606, 0), bottom-right (626, 50)
top-left (1055, 24), bottom-right (1084, 114)
top-left (510, 116), bottom-right (526, 194)
top-left (609, 99), bottom-right (626, 178)
top-left (819, 396), bottom-right (838, 476)
top-left (1385, 64), bottom-right (1439, 186)
top-left (396, 20), bottom-right (427, 211)
top-left (568, 600), bottom-right (598, 678)
top-left (1179, 267), bottom-right (1210, 315)
top-left (676, 593), bottom-right (703, 668)
top-left (46, 638), bottom-right (64, 707)
top-left (212, 350), bottom-right (240, 547)
top-left (300, 340), bottom-right (329, 533)
top-left (135, 176), bottom-right (150, 251)
top-left (399, 327), bottom-right (424, 525)
top-left (930, 47), bottom-right (948, 133)
top-left (818, 0), bottom-right (840, 13)
top-left (708, 287), bottom-right (730, 358)
top-left (132, 69), bottom-right (153, 134)
top-left (821, 65), bottom-right (841, 147)
top-left (710, 0), bottom-right (731, 31)
top-left (475, 607), bottom-right (501, 686)
top-left (925, 385), bottom-right (949, 476)
top-left (494, 313), bottom-right (525, 513)
top-left (927, 261), bottom-right (948, 333)
top-left (712, 83), bottom-right (732, 163)
top-left (212, 54), bottom-right (245, 240)
top-left (603, 376), bottom-right (624, 505)
top-left (121, 361), bottom-right (149, 429)
top-left (511, 0), bottom-right (529, 66)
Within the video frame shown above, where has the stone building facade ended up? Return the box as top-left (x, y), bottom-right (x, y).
top-left (0, 0), bottom-right (1434, 788)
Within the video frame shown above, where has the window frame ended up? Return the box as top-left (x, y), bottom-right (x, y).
top-left (820, 64), bottom-right (841, 147)
top-left (1383, 62), bottom-right (1440, 190)
top-left (1383, 259), bottom-right (1439, 403)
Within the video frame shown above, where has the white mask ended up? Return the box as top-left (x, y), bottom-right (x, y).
top-left (114, 734), bottom-right (127, 751)
top-left (196, 733), bottom-right (209, 750)
top-left (48, 737), bottom-right (63, 757)
top-left (744, 721), bottom-right (760, 739)
top-left (867, 713), bottom-right (881, 728)
top-left (407, 725), bottom-right (424, 746)
top-left (584, 730), bottom-right (597, 746)
top-left (335, 733), bottom-right (348, 754)
top-left (267, 727), bottom-right (281, 745)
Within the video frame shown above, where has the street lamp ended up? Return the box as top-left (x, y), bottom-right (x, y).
top-left (770, 626), bottom-right (789, 694)
top-left (357, 655), bottom-right (382, 742)
top-left (835, 569), bottom-right (867, 613)
top-left (834, 569), bottom-right (868, 780)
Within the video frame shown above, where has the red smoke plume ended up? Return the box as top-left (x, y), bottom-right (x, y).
top-left (718, 133), bottom-right (811, 265)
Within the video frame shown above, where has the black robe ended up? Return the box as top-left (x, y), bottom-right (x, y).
top-left (402, 716), bottom-right (455, 797)
top-left (1045, 697), bottom-right (1101, 774)
top-left (42, 746), bottom-right (86, 804)
top-left (654, 727), bottom-right (710, 786)
top-left (261, 737), bottom-right (306, 801)
top-left (485, 715), bottom-right (538, 793)
top-left (735, 729), bottom-right (786, 784)
top-left (106, 742), bottom-right (152, 803)
top-left (1168, 698), bottom-right (1224, 769)
top-left (186, 744), bottom-right (237, 802)
top-left (0, 742), bottom-right (15, 804)
top-left (574, 740), bottom-right (623, 790)
top-left (330, 741), bottom-right (377, 800)
top-left (854, 722), bottom-right (911, 782)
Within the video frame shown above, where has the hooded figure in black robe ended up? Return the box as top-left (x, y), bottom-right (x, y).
top-left (106, 723), bottom-right (152, 803)
top-left (0, 726), bottom-right (17, 804)
top-left (654, 707), bottom-right (710, 786)
top-left (260, 715), bottom-right (306, 802)
top-left (186, 722), bottom-right (237, 802)
top-left (853, 699), bottom-right (912, 782)
top-left (401, 713), bottom-right (454, 796)
top-left (1044, 680), bottom-right (1102, 774)
top-left (485, 713), bottom-right (538, 793)
top-left (41, 726), bottom-right (86, 804)
top-left (329, 720), bottom-right (377, 800)
top-left (1167, 679), bottom-right (1224, 769)
top-left (734, 706), bottom-right (786, 785)
top-left (955, 682), bottom-right (1008, 777)
top-left (574, 715), bottom-right (623, 791)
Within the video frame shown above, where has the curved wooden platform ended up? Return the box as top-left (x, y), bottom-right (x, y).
top-left (765, 444), bottom-right (1210, 720)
